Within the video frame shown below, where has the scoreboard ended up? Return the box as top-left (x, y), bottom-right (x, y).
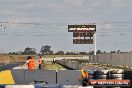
top-left (68, 24), bottom-right (96, 44)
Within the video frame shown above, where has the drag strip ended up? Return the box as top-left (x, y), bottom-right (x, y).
top-left (0, 62), bottom-right (24, 71)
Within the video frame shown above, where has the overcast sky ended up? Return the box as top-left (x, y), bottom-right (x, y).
top-left (0, 0), bottom-right (132, 53)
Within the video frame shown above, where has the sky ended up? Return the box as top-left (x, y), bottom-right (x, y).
top-left (0, 0), bottom-right (132, 53)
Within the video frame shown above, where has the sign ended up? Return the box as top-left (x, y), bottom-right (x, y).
top-left (68, 25), bottom-right (96, 32)
top-left (73, 32), bottom-right (93, 37)
top-left (73, 39), bottom-right (93, 44)
top-left (90, 80), bottom-right (130, 86)
top-left (68, 24), bottom-right (96, 44)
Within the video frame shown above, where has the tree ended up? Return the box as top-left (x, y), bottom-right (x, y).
top-left (22, 47), bottom-right (37, 55)
top-left (55, 50), bottom-right (64, 55)
top-left (96, 50), bottom-right (103, 54)
top-left (65, 52), bottom-right (77, 55)
top-left (79, 52), bottom-right (88, 55)
top-left (117, 50), bottom-right (120, 53)
top-left (40, 45), bottom-right (53, 55)
top-left (103, 51), bottom-right (107, 54)
top-left (89, 51), bottom-right (94, 55)
top-left (110, 51), bottom-right (116, 53)
top-left (9, 52), bottom-right (19, 55)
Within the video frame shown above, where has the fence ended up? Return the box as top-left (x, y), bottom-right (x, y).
top-left (89, 53), bottom-right (132, 68)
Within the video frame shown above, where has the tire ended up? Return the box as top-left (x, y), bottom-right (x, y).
top-left (110, 74), bottom-right (124, 79)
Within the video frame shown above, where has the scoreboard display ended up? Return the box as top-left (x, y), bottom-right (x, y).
top-left (73, 39), bottom-right (93, 44)
top-left (68, 24), bottom-right (96, 44)
top-left (73, 32), bottom-right (94, 37)
top-left (68, 25), bottom-right (96, 32)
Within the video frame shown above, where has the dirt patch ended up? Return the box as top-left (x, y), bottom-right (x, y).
top-left (44, 62), bottom-right (66, 70)
top-left (0, 54), bottom-right (27, 63)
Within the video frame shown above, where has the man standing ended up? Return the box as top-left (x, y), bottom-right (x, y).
top-left (26, 56), bottom-right (36, 69)
top-left (38, 56), bottom-right (42, 69)
top-left (81, 67), bottom-right (90, 86)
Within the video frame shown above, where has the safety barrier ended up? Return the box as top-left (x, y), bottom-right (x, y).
top-left (55, 60), bottom-right (82, 70)
top-left (11, 69), bottom-right (81, 85)
top-left (0, 70), bottom-right (15, 84)
top-left (0, 69), bottom-right (132, 87)
top-left (89, 53), bottom-right (132, 68)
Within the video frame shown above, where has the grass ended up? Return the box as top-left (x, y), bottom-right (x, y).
top-left (44, 62), bottom-right (66, 70)
top-left (42, 55), bottom-right (88, 58)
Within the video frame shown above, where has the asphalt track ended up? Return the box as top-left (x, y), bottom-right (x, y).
top-left (0, 62), bottom-right (24, 71)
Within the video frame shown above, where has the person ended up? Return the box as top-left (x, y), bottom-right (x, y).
top-left (42, 57), bottom-right (45, 64)
top-left (26, 56), bottom-right (36, 69)
top-left (81, 67), bottom-right (90, 86)
top-left (38, 56), bottom-right (42, 69)
top-left (52, 58), bottom-right (55, 65)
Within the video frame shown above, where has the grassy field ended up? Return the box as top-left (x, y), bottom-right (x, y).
top-left (44, 62), bottom-right (66, 70)
top-left (42, 55), bottom-right (88, 58)
top-left (0, 54), bottom-right (27, 63)
top-left (0, 54), bottom-right (88, 64)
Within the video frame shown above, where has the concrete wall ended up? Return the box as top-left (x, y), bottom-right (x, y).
top-left (11, 69), bottom-right (81, 85)
top-left (11, 69), bottom-right (56, 84)
top-left (55, 60), bottom-right (82, 70)
top-left (89, 53), bottom-right (132, 68)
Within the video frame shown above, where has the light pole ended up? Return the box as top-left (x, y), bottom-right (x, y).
top-left (94, 32), bottom-right (96, 55)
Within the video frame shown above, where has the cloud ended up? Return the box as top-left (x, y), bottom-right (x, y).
top-left (112, 0), bottom-right (121, 4)
top-left (98, 34), bottom-right (110, 37)
top-left (47, 3), bottom-right (63, 12)
top-left (24, 2), bottom-right (35, 8)
top-left (111, 0), bottom-right (126, 7)
top-left (0, 0), bottom-right (132, 27)
top-left (6, 17), bottom-right (32, 28)
top-left (104, 23), bottom-right (112, 29)
top-left (92, 1), bottom-right (101, 7)
top-left (63, 0), bottom-right (84, 6)
top-left (13, 34), bottom-right (24, 36)
top-left (23, 0), bottom-right (64, 12)
top-left (97, 23), bottom-right (112, 30)
top-left (119, 34), bottom-right (125, 35)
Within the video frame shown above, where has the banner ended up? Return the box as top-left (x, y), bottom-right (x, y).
top-left (90, 80), bottom-right (130, 86)
top-left (68, 25), bottom-right (96, 32)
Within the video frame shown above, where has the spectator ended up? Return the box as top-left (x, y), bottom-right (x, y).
top-left (81, 67), bottom-right (90, 86)
top-left (26, 56), bottom-right (36, 69)
top-left (38, 56), bottom-right (42, 69)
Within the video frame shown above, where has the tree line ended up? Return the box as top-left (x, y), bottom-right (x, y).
top-left (8, 45), bottom-right (129, 55)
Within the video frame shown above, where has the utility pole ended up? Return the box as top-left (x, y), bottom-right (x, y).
top-left (94, 32), bottom-right (96, 55)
